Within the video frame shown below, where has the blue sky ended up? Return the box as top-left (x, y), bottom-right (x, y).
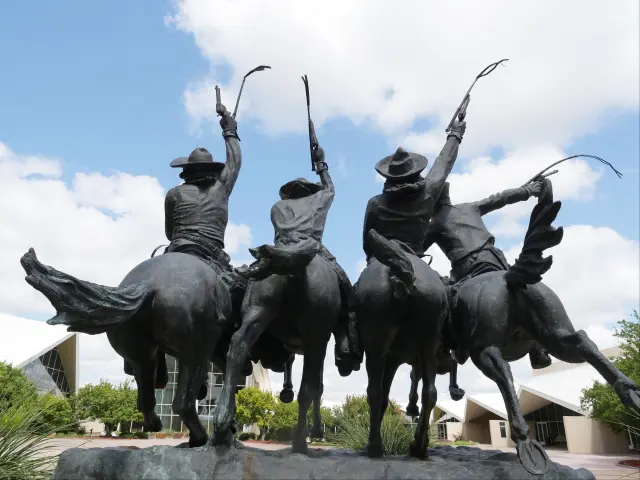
top-left (0, 1), bottom-right (638, 398)
top-left (1, 1), bottom-right (637, 281)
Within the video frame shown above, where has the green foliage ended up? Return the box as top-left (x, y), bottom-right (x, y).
top-left (0, 361), bottom-right (38, 412)
top-left (580, 311), bottom-right (640, 433)
top-left (238, 432), bottom-right (256, 441)
top-left (76, 379), bottom-right (142, 434)
top-left (270, 397), bottom-right (298, 432)
top-left (235, 387), bottom-right (276, 433)
top-left (331, 394), bottom-right (414, 455)
top-left (0, 393), bottom-right (65, 480)
top-left (39, 393), bottom-right (77, 433)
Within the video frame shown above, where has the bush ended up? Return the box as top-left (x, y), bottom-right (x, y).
top-left (134, 431), bottom-right (148, 439)
top-left (333, 410), bottom-right (415, 456)
top-left (264, 427), bottom-right (294, 442)
top-left (0, 393), bottom-right (63, 479)
top-left (156, 432), bottom-right (167, 439)
top-left (452, 433), bottom-right (467, 442)
top-left (238, 432), bottom-right (257, 441)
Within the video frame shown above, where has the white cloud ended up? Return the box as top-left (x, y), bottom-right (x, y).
top-left (0, 142), bottom-right (252, 387)
top-left (168, 0), bottom-right (639, 156)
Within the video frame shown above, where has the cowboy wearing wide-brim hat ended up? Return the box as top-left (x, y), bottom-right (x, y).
top-left (235, 147), bottom-right (334, 281)
top-left (362, 118), bottom-right (466, 262)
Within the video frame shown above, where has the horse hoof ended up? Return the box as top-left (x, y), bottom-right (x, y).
top-left (406, 404), bottom-right (420, 417)
top-left (145, 413), bottom-right (163, 433)
top-left (449, 387), bottom-right (465, 401)
top-left (189, 436), bottom-right (208, 448)
top-left (292, 439), bottom-right (309, 454)
top-left (279, 388), bottom-right (294, 404)
top-left (367, 443), bottom-right (384, 458)
top-left (197, 383), bottom-right (208, 401)
top-left (408, 442), bottom-right (428, 460)
top-left (517, 439), bottom-right (550, 475)
top-left (614, 379), bottom-right (640, 410)
top-left (211, 428), bottom-right (234, 447)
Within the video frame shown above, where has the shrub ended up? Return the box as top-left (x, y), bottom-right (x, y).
top-left (171, 432), bottom-right (184, 439)
top-left (0, 394), bottom-right (65, 479)
top-left (333, 410), bottom-right (415, 456)
top-left (452, 433), bottom-right (467, 442)
top-left (156, 432), bottom-right (167, 439)
top-left (238, 432), bottom-right (257, 441)
top-left (133, 431), bottom-right (149, 439)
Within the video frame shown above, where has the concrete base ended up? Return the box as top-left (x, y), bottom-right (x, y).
top-left (52, 443), bottom-right (596, 480)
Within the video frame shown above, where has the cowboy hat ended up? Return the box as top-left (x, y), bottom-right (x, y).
top-left (279, 177), bottom-right (323, 199)
top-left (375, 147), bottom-right (428, 180)
top-left (170, 147), bottom-right (225, 172)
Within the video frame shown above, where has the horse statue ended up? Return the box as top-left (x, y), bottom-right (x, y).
top-left (426, 177), bottom-right (640, 474)
top-left (20, 103), bottom-right (249, 448)
top-left (354, 118), bottom-right (467, 459)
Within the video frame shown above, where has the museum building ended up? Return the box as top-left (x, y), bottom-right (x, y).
top-left (0, 313), bottom-right (79, 396)
top-left (432, 346), bottom-right (639, 454)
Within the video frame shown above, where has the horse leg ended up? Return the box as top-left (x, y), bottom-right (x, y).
top-left (532, 323), bottom-right (640, 410)
top-left (156, 351), bottom-right (169, 389)
top-left (132, 357), bottom-right (163, 433)
top-left (292, 342), bottom-right (328, 453)
top-left (309, 378), bottom-right (325, 440)
top-left (365, 349), bottom-right (387, 458)
top-left (279, 354), bottom-right (295, 404)
top-left (409, 356), bottom-right (437, 459)
top-left (172, 358), bottom-right (209, 447)
top-left (212, 299), bottom-right (278, 446)
top-left (406, 365), bottom-right (421, 417)
top-left (472, 345), bottom-right (550, 475)
top-left (380, 354), bottom-right (402, 427)
top-left (448, 353), bottom-right (465, 401)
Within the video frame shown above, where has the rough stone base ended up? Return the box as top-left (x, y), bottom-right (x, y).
top-left (52, 443), bottom-right (595, 480)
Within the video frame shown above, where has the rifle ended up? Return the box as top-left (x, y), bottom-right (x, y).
top-left (215, 85), bottom-right (222, 114)
top-left (446, 58), bottom-right (509, 133)
top-left (302, 75), bottom-right (319, 172)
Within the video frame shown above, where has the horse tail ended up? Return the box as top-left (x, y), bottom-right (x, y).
top-left (366, 229), bottom-right (416, 300)
top-left (20, 248), bottom-right (154, 335)
top-left (505, 192), bottom-right (564, 287)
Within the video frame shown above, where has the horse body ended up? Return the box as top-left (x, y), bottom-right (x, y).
top-left (355, 242), bottom-right (448, 459)
top-left (212, 254), bottom-right (342, 452)
top-left (447, 228), bottom-right (640, 474)
top-left (21, 249), bottom-right (235, 448)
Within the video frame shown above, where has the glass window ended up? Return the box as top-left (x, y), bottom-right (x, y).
top-left (499, 422), bottom-right (507, 438)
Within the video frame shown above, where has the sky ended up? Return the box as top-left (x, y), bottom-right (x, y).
top-left (0, 0), bottom-right (638, 409)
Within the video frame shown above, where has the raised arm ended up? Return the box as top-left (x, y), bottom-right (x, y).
top-left (473, 180), bottom-right (542, 216)
top-left (313, 147), bottom-right (335, 196)
top-left (216, 105), bottom-right (242, 195)
top-left (164, 188), bottom-right (176, 241)
top-left (424, 120), bottom-right (466, 201)
top-left (362, 197), bottom-right (378, 259)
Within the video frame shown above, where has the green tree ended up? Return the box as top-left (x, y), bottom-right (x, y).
top-left (76, 379), bottom-right (142, 435)
top-left (0, 361), bottom-right (38, 412)
top-left (235, 387), bottom-right (276, 438)
top-left (39, 394), bottom-right (77, 433)
top-left (580, 311), bottom-right (640, 433)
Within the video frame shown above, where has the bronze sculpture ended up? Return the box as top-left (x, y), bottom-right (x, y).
top-left (211, 76), bottom-right (358, 452)
top-left (20, 100), bottom-right (244, 447)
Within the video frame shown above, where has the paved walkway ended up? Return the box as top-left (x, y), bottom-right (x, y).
top-left (48, 438), bottom-right (639, 479)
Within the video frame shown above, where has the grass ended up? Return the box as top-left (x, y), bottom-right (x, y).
top-left (332, 412), bottom-right (416, 456)
top-left (0, 398), bottom-right (67, 480)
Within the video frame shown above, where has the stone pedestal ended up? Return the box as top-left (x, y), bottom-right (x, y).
top-left (52, 443), bottom-right (595, 480)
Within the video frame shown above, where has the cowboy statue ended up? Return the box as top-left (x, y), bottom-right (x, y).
top-left (124, 101), bottom-right (251, 394)
top-left (423, 179), bottom-right (553, 369)
top-left (235, 146), bottom-right (361, 376)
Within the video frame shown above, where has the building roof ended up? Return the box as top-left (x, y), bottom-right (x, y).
top-left (465, 393), bottom-right (508, 421)
top-left (433, 352), bottom-right (612, 422)
top-left (0, 314), bottom-right (74, 368)
top-left (518, 363), bottom-right (603, 415)
top-left (433, 399), bottom-right (465, 422)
